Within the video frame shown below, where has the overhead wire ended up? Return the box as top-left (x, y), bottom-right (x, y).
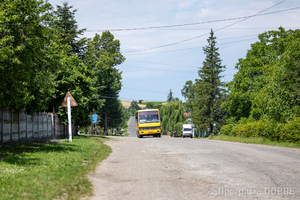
top-left (122, 37), bottom-right (257, 56)
top-left (121, 65), bottom-right (196, 73)
top-left (103, 1), bottom-right (295, 101)
top-left (121, 88), bottom-right (182, 97)
top-left (125, 60), bottom-right (198, 68)
top-left (134, 26), bottom-right (299, 31)
top-left (85, 5), bottom-right (298, 32)
top-left (121, 33), bottom-right (258, 52)
top-left (122, 0), bottom-right (288, 53)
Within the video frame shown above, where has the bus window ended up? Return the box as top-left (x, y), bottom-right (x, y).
top-left (139, 111), bottom-right (159, 124)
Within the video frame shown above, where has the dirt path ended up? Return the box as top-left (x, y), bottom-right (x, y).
top-left (85, 137), bottom-right (211, 200)
top-left (85, 136), bottom-right (300, 200)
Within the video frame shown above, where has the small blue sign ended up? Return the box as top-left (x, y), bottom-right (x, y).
top-left (92, 114), bottom-right (98, 124)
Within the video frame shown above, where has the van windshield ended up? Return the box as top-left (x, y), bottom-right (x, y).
top-left (183, 128), bottom-right (192, 131)
top-left (139, 111), bottom-right (159, 124)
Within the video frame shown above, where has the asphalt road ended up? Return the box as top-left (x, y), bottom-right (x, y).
top-left (128, 116), bottom-right (137, 137)
top-left (86, 118), bottom-right (300, 200)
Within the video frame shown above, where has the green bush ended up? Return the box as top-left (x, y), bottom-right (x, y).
top-left (221, 124), bottom-right (232, 135)
top-left (231, 125), bottom-right (239, 136)
top-left (222, 118), bottom-right (300, 143)
top-left (283, 118), bottom-right (300, 143)
top-left (174, 122), bottom-right (183, 137)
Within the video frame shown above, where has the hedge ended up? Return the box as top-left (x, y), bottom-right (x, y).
top-left (220, 118), bottom-right (300, 143)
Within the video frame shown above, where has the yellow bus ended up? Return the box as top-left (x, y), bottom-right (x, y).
top-left (135, 109), bottom-right (161, 138)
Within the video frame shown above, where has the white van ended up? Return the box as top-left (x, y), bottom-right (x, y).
top-left (182, 124), bottom-right (193, 138)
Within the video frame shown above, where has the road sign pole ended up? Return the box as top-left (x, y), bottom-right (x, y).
top-left (67, 96), bottom-right (72, 142)
top-left (61, 91), bottom-right (77, 142)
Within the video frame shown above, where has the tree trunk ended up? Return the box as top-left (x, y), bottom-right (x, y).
top-left (210, 123), bottom-right (214, 135)
top-left (104, 112), bottom-right (108, 135)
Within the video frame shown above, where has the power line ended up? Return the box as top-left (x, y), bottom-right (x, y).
top-left (85, 6), bottom-right (298, 32)
top-left (130, 27), bottom-right (299, 31)
top-left (121, 65), bottom-right (196, 73)
top-left (122, 1), bottom-right (289, 53)
top-left (122, 37), bottom-right (256, 66)
top-left (122, 33), bottom-right (258, 52)
top-left (214, 0), bottom-right (286, 33)
top-left (123, 37), bottom-right (257, 56)
top-left (121, 88), bottom-right (182, 97)
top-left (126, 60), bottom-right (198, 68)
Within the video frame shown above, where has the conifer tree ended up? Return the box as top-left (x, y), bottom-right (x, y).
top-left (167, 89), bottom-right (173, 102)
top-left (192, 29), bottom-right (226, 134)
top-left (53, 1), bottom-right (87, 58)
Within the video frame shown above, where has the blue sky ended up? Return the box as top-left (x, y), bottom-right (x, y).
top-left (48, 0), bottom-right (300, 102)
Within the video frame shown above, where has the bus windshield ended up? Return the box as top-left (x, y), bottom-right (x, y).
top-left (139, 111), bottom-right (159, 124)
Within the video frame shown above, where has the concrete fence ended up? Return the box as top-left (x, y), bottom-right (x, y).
top-left (0, 107), bottom-right (75, 148)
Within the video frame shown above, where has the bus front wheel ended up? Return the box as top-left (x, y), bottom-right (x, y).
top-left (137, 131), bottom-right (142, 138)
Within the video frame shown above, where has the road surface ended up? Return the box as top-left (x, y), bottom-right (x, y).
top-left (128, 116), bottom-right (137, 137)
top-left (86, 118), bottom-right (300, 200)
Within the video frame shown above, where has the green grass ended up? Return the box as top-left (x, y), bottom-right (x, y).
top-left (0, 135), bottom-right (112, 200)
top-left (209, 134), bottom-right (300, 149)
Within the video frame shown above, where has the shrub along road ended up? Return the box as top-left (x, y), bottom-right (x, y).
top-left (86, 135), bottom-right (300, 199)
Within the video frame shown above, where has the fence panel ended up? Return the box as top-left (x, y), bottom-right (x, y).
top-left (38, 113), bottom-right (43, 140)
top-left (0, 108), bottom-right (2, 147)
top-left (3, 108), bottom-right (11, 146)
top-left (19, 110), bottom-right (27, 143)
top-left (11, 110), bottom-right (19, 144)
top-left (59, 124), bottom-right (64, 138)
top-left (42, 114), bottom-right (47, 139)
top-left (33, 115), bottom-right (38, 142)
top-left (55, 117), bottom-right (58, 138)
top-left (0, 108), bottom-right (72, 147)
top-left (47, 114), bottom-right (52, 138)
top-left (27, 114), bottom-right (33, 143)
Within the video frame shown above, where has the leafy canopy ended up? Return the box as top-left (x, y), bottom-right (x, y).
top-left (0, 0), bottom-right (57, 115)
top-left (223, 27), bottom-right (300, 122)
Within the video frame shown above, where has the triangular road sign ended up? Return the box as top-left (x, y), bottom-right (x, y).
top-left (61, 91), bottom-right (78, 107)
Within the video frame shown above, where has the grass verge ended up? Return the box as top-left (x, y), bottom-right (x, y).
top-left (0, 135), bottom-right (112, 200)
top-left (209, 135), bottom-right (300, 149)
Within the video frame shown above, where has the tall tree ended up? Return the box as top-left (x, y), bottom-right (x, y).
top-left (43, 1), bottom-right (99, 127)
top-left (84, 31), bottom-right (125, 134)
top-left (181, 80), bottom-right (195, 112)
top-left (0, 0), bottom-right (58, 115)
top-left (223, 27), bottom-right (300, 122)
top-left (53, 1), bottom-right (87, 58)
top-left (48, 47), bottom-right (98, 127)
top-left (192, 29), bottom-right (226, 133)
top-left (129, 101), bottom-right (141, 110)
top-left (160, 99), bottom-right (186, 136)
top-left (97, 98), bottom-right (129, 131)
top-left (145, 102), bottom-right (155, 109)
top-left (167, 89), bottom-right (173, 102)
